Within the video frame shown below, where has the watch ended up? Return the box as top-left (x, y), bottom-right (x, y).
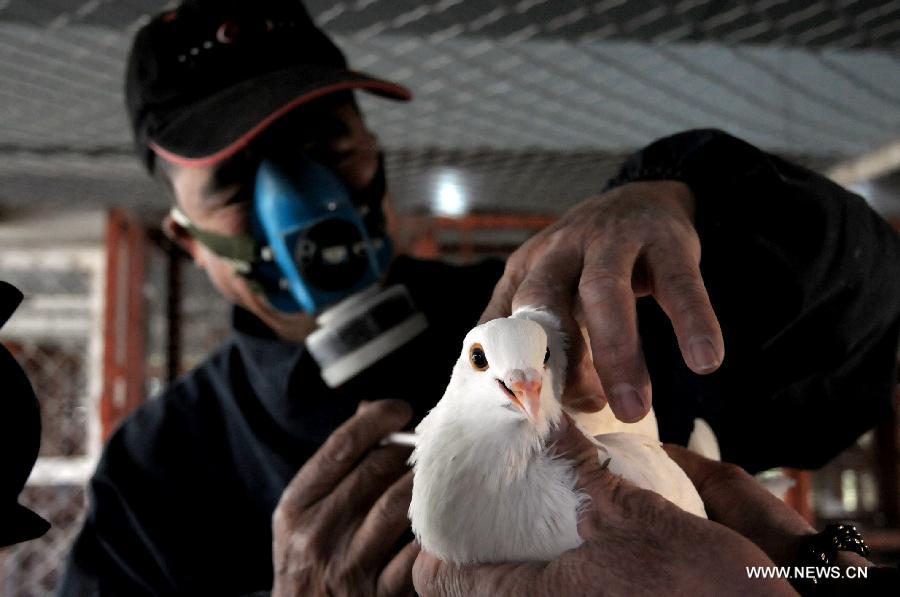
top-left (790, 524), bottom-right (883, 596)
top-left (798, 523), bottom-right (870, 567)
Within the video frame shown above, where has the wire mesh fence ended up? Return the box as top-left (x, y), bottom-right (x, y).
top-left (0, 485), bottom-right (87, 597)
top-left (0, 248), bottom-right (103, 596)
top-left (9, 339), bottom-right (90, 458)
top-left (2, 1), bottom-right (900, 212)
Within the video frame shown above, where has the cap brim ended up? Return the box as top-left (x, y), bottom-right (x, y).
top-left (149, 65), bottom-right (411, 168)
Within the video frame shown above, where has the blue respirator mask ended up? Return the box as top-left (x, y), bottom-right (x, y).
top-left (251, 156), bottom-right (391, 314)
top-left (170, 155), bottom-right (427, 387)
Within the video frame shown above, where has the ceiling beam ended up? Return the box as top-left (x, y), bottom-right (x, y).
top-left (827, 139), bottom-right (900, 185)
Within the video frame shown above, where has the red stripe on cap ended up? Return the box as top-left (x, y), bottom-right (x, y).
top-left (150, 79), bottom-right (411, 169)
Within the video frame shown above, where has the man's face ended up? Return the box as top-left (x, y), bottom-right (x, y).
top-left (161, 93), bottom-right (382, 340)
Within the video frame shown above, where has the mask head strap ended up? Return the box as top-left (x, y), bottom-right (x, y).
top-left (169, 207), bottom-right (260, 274)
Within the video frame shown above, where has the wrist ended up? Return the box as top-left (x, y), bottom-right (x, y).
top-left (831, 551), bottom-right (872, 569)
top-left (788, 524), bottom-right (873, 595)
top-left (796, 524), bottom-right (871, 568)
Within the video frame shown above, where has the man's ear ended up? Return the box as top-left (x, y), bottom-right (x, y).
top-left (162, 213), bottom-right (205, 268)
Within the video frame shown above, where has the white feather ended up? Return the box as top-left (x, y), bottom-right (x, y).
top-left (409, 311), bottom-right (707, 564)
top-left (569, 405), bottom-right (661, 440)
top-left (687, 418), bottom-right (721, 461)
top-left (594, 432), bottom-right (707, 517)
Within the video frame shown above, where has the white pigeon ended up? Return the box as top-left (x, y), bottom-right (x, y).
top-left (409, 307), bottom-right (706, 564)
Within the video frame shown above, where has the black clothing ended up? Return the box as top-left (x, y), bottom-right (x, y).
top-left (62, 130), bottom-right (900, 595)
top-left (61, 257), bottom-right (504, 596)
top-left (0, 281), bottom-right (50, 547)
top-left (608, 130), bottom-right (900, 472)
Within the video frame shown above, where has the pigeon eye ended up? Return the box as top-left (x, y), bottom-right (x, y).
top-left (544, 346), bottom-right (550, 366)
top-left (469, 344), bottom-right (489, 371)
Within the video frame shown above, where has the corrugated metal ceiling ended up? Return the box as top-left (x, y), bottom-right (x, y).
top-left (1, 0), bottom-right (898, 216)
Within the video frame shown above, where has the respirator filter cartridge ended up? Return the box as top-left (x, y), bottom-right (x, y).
top-left (305, 284), bottom-right (427, 387)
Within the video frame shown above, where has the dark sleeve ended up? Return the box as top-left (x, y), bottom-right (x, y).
top-left (59, 426), bottom-right (177, 596)
top-left (60, 361), bottom-right (279, 597)
top-left (607, 129), bottom-right (900, 472)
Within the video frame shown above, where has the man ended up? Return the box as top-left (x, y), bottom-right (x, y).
top-left (61, 0), bottom-right (900, 595)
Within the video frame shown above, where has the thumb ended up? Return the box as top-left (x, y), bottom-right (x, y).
top-left (547, 414), bottom-right (625, 499)
top-left (549, 414), bottom-right (667, 539)
top-left (547, 413), bottom-right (597, 463)
top-left (560, 326), bottom-right (605, 412)
top-left (413, 551), bottom-right (539, 597)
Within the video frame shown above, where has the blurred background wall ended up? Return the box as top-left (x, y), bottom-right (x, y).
top-left (0, 1), bottom-right (898, 594)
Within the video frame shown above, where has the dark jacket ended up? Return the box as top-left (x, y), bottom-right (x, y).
top-left (61, 130), bottom-right (900, 595)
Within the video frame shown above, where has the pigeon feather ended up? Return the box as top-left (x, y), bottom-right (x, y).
top-left (409, 307), bottom-right (706, 564)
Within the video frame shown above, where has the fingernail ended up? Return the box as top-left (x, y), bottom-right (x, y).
top-left (689, 336), bottom-right (720, 372)
top-left (611, 383), bottom-right (648, 422)
top-left (356, 399), bottom-right (371, 414)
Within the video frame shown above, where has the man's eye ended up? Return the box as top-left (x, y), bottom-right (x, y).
top-left (208, 151), bottom-right (259, 197)
top-left (469, 344), bottom-right (489, 371)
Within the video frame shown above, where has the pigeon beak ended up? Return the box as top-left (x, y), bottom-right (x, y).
top-left (504, 368), bottom-right (542, 422)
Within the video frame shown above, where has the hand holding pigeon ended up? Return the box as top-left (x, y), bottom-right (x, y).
top-left (409, 307), bottom-right (705, 565)
top-left (479, 181), bottom-right (724, 423)
top-left (413, 419), bottom-right (797, 597)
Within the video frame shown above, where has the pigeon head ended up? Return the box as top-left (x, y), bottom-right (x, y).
top-left (450, 316), bottom-right (563, 438)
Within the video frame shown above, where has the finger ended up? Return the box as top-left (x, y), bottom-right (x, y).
top-left (508, 244), bottom-right (602, 404)
top-left (412, 551), bottom-right (539, 597)
top-left (578, 241), bottom-right (651, 423)
top-left (547, 414), bottom-right (620, 500)
top-left (509, 239), bottom-right (582, 315)
top-left (478, 228), bottom-right (561, 324)
top-left (349, 471), bottom-right (414, 569)
top-left (279, 400), bottom-right (412, 512)
top-left (326, 444), bottom-right (411, 532)
top-left (563, 347), bottom-right (606, 411)
top-left (645, 243), bottom-right (723, 374)
top-left (661, 444), bottom-right (721, 489)
top-left (664, 445), bottom-right (771, 508)
top-left (663, 445), bottom-right (815, 565)
top-left (479, 231), bottom-right (553, 324)
top-left (548, 413), bottom-right (673, 543)
top-left (562, 318), bottom-right (605, 412)
top-left (484, 239), bottom-right (605, 410)
top-left (377, 541), bottom-right (419, 597)
top-left (479, 259), bottom-right (525, 324)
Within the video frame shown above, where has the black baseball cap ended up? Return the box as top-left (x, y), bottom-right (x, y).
top-left (125, 0), bottom-right (411, 171)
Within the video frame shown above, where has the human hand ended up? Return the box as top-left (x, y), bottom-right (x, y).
top-left (272, 399), bottom-right (418, 597)
top-left (413, 416), bottom-right (795, 597)
top-left (480, 180), bottom-right (724, 422)
top-left (664, 445), bottom-right (875, 570)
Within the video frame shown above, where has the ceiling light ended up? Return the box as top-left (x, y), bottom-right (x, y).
top-left (434, 171), bottom-right (467, 216)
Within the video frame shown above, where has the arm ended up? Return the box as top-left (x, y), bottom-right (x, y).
top-left (62, 399), bottom-right (419, 597)
top-left (613, 129), bottom-right (900, 470)
top-left (272, 399), bottom-right (418, 597)
top-left (482, 128), bottom-right (899, 470)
